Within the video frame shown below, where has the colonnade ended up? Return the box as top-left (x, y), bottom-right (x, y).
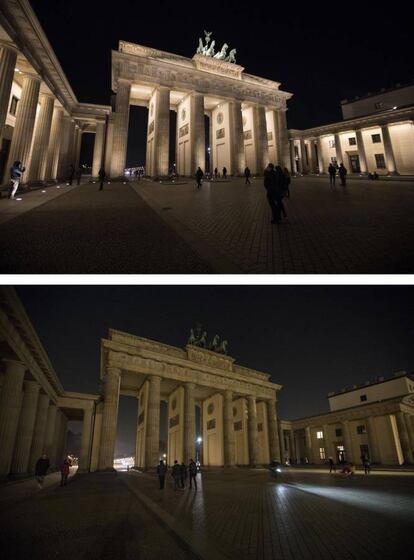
top-left (0, 40), bottom-right (106, 184)
top-left (0, 358), bottom-right (68, 478)
top-left (96, 367), bottom-right (282, 471)
top-left (280, 412), bottom-right (414, 465)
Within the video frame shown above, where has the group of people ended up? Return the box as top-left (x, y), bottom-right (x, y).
top-left (34, 453), bottom-right (72, 489)
top-left (328, 162), bottom-right (348, 186)
top-left (264, 164), bottom-right (291, 224)
top-left (328, 454), bottom-right (371, 476)
top-left (157, 458), bottom-right (199, 491)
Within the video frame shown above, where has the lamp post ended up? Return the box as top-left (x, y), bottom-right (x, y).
top-left (196, 436), bottom-right (202, 465)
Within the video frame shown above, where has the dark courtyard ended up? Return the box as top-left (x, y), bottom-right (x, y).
top-left (1, 468), bottom-right (413, 560)
top-left (1, 176), bottom-right (414, 274)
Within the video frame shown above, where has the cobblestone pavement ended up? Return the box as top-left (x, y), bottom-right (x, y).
top-left (0, 181), bottom-right (213, 274)
top-left (0, 472), bottom-right (195, 560)
top-left (124, 467), bottom-right (414, 560)
top-left (136, 176), bottom-right (414, 273)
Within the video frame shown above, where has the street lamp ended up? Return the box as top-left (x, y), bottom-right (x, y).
top-left (196, 437), bottom-right (202, 465)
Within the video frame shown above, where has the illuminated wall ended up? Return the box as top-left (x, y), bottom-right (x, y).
top-left (233, 397), bottom-right (249, 465)
top-left (202, 393), bottom-right (224, 466)
top-left (135, 380), bottom-right (149, 468)
top-left (167, 386), bottom-right (184, 464)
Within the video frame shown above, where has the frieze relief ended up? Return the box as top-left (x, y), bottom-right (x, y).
top-left (107, 350), bottom-right (276, 399)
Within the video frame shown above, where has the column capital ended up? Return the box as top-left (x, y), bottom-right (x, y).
top-left (23, 379), bottom-right (40, 393)
top-left (106, 366), bottom-right (121, 377)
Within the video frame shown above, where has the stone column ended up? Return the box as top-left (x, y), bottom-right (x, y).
top-left (110, 79), bottom-right (131, 177)
top-left (247, 395), bottom-right (259, 466)
top-left (43, 403), bottom-right (57, 462)
top-left (334, 133), bottom-right (344, 165)
top-left (405, 414), bottom-right (414, 457)
top-left (254, 105), bottom-right (269, 174)
top-left (307, 140), bottom-right (316, 173)
top-left (0, 40), bottom-right (18, 144)
top-left (381, 124), bottom-right (398, 175)
top-left (277, 109), bottom-right (290, 169)
top-left (267, 400), bottom-right (281, 462)
top-left (145, 375), bottom-right (161, 469)
top-left (341, 420), bottom-right (354, 462)
top-left (27, 93), bottom-right (55, 182)
top-left (104, 114), bottom-right (114, 176)
top-left (98, 367), bottom-right (121, 470)
top-left (279, 425), bottom-right (285, 459)
top-left (154, 87), bottom-right (170, 177)
top-left (223, 390), bottom-right (235, 466)
top-left (44, 106), bottom-right (63, 180)
top-left (0, 359), bottom-right (26, 477)
top-left (299, 138), bottom-right (308, 173)
top-left (74, 127), bottom-right (82, 170)
top-left (66, 120), bottom-right (77, 169)
top-left (10, 380), bottom-right (40, 475)
top-left (289, 140), bottom-right (296, 173)
top-left (51, 410), bottom-right (62, 467)
top-left (366, 416), bottom-right (381, 463)
top-left (190, 92), bottom-right (205, 172)
top-left (92, 121), bottom-right (105, 177)
top-left (289, 431), bottom-right (295, 461)
top-left (56, 115), bottom-right (71, 180)
top-left (230, 100), bottom-right (245, 175)
top-left (316, 137), bottom-right (324, 173)
top-left (396, 412), bottom-right (413, 464)
top-left (305, 427), bottom-right (313, 463)
top-left (184, 382), bottom-right (196, 464)
top-left (355, 129), bottom-right (368, 174)
top-left (28, 393), bottom-right (50, 473)
top-left (79, 408), bottom-right (93, 471)
top-left (6, 73), bottom-right (41, 175)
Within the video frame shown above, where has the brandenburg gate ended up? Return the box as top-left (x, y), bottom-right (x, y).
top-left (108, 33), bottom-right (293, 177)
top-left (91, 328), bottom-right (282, 470)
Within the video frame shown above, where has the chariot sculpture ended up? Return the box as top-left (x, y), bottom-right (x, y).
top-left (195, 31), bottom-right (237, 64)
top-left (187, 326), bottom-right (229, 354)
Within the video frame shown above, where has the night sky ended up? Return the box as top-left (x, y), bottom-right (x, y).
top-left (15, 286), bottom-right (414, 454)
top-left (29, 0), bottom-right (413, 167)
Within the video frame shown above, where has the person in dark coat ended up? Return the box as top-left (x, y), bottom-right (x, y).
top-left (195, 167), bottom-right (204, 189)
top-left (60, 459), bottom-right (70, 486)
top-left (171, 460), bottom-right (181, 490)
top-left (98, 167), bottom-right (106, 191)
top-left (328, 163), bottom-right (336, 187)
top-left (244, 167), bottom-right (251, 185)
top-left (180, 462), bottom-right (187, 488)
top-left (9, 160), bottom-right (25, 199)
top-left (338, 163), bottom-right (347, 186)
top-left (222, 166), bottom-right (227, 179)
top-left (214, 167), bottom-right (218, 180)
top-left (157, 460), bottom-right (167, 489)
top-left (188, 459), bottom-right (198, 491)
top-left (76, 166), bottom-right (82, 185)
top-left (283, 167), bottom-right (291, 198)
top-left (68, 164), bottom-right (75, 185)
top-left (264, 164), bottom-right (287, 224)
top-left (35, 453), bottom-right (50, 488)
top-left (328, 456), bottom-right (336, 473)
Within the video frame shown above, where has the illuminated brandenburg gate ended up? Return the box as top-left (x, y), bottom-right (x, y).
top-left (108, 36), bottom-right (293, 177)
top-left (91, 329), bottom-right (282, 470)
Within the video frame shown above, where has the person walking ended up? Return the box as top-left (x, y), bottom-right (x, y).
top-left (98, 167), bottom-right (106, 191)
top-left (171, 460), bottom-right (181, 490)
top-left (328, 456), bottom-right (336, 473)
top-left (214, 167), bottom-right (218, 180)
top-left (339, 163), bottom-right (347, 186)
top-left (180, 462), bottom-right (187, 488)
top-left (283, 167), bottom-right (291, 197)
top-left (244, 166), bottom-right (251, 185)
top-left (222, 166), bottom-right (227, 179)
top-left (328, 163), bottom-right (336, 187)
top-left (195, 166), bottom-right (204, 189)
top-left (60, 459), bottom-right (70, 486)
top-left (188, 459), bottom-right (198, 491)
top-left (9, 160), bottom-right (25, 199)
top-left (68, 164), bottom-right (75, 185)
top-left (35, 453), bottom-right (50, 488)
top-left (264, 163), bottom-right (287, 224)
top-left (76, 166), bottom-right (82, 185)
top-left (157, 459), bottom-right (167, 489)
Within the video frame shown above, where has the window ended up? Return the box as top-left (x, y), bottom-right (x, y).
top-left (348, 137), bottom-right (356, 146)
top-left (207, 419), bottom-right (216, 430)
top-left (356, 425), bottom-right (366, 435)
top-left (257, 422), bottom-right (263, 432)
top-left (335, 428), bottom-right (342, 437)
top-left (319, 448), bottom-right (326, 460)
top-left (234, 420), bottom-right (242, 432)
top-left (316, 431), bottom-right (324, 439)
top-left (375, 154), bottom-right (386, 169)
top-left (360, 394), bottom-right (367, 402)
top-left (328, 139), bottom-right (336, 149)
top-left (9, 96), bottom-right (18, 116)
top-left (371, 134), bottom-right (381, 143)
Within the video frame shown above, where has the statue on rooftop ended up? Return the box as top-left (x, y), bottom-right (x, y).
top-left (214, 43), bottom-right (228, 60)
top-left (226, 48), bottom-right (237, 64)
top-left (195, 32), bottom-right (236, 63)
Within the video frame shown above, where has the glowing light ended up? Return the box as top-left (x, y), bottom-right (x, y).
top-left (56, 186), bottom-right (60, 188)
top-left (197, 437), bottom-right (202, 443)
top-left (41, 190), bottom-right (46, 193)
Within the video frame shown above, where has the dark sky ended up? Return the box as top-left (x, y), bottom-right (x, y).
top-left (30, 0), bottom-right (413, 166)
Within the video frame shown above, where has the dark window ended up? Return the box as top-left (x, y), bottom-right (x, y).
top-left (360, 394), bottom-right (367, 402)
top-left (169, 414), bottom-right (179, 428)
top-left (257, 422), bottom-right (263, 432)
top-left (335, 428), bottom-right (342, 437)
top-left (207, 419), bottom-right (216, 430)
top-left (348, 137), bottom-right (356, 146)
top-left (375, 154), bottom-right (386, 169)
top-left (372, 134), bottom-right (381, 143)
top-left (234, 420), bottom-right (242, 431)
top-left (9, 96), bottom-right (18, 116)
top-left (357, 425), bottom-right (366, 435)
